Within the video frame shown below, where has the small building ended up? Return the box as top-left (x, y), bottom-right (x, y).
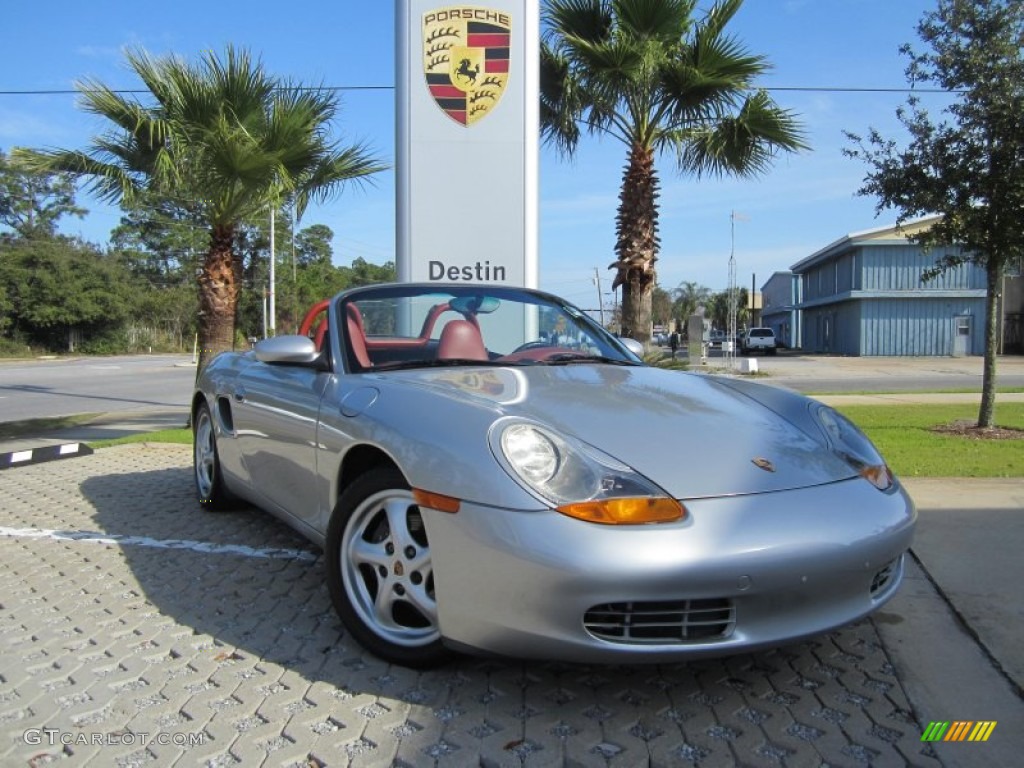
top-left (760, 271), bottom-right (801, 349)
top-left (789, 219), bottom-right (989, 356)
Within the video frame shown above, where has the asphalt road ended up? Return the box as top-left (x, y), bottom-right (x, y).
top-left (0, 355), bottom-right (196, 423)
top-left (695, 349), bottom-right (1024, 393)
top-left (2, 351), bottom-right (1023, 429)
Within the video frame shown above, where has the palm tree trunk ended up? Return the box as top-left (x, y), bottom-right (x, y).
top-left (613, 144), bottom-right (660, 345)
top-left (978, 260), bottom-right (1000, 428)
top-left (196, 225), bottom-right (240, 375)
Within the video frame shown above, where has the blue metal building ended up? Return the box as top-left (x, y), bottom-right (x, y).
top-left (789, 219), bottom-right (987, 356)
top-left (760, 271), bottom-right (801, 349)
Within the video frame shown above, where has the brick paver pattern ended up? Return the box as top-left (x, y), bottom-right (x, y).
top-left (0, 444), bottom-right (942, 766)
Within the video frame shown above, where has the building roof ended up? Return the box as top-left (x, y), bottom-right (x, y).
top-left (789, 216), bottom-right (941, 273)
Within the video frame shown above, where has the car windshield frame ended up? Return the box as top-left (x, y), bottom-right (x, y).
top-left (336, 283), bottom-right (642, 373)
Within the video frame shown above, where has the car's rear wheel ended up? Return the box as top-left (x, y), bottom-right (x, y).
top-left (326, 467), bottom-right (451, 667)
top-left (193, 402), bottom-right (234, 510)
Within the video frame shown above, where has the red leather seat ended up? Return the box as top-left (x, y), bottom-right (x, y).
top-left (437, 319), bottom-right (489, 361)
top-left (346, 304), bottom-right (372, 369)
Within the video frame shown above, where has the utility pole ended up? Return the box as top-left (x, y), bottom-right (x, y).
top-left (593, 267), bottom-right (605, 326)
top-left (726, 212), bottom-right (739, 369)
top-left (269, 205), bottom-right (276, 337)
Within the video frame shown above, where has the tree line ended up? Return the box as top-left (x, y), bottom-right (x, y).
top-left (0, 148), bottom-right (394, 355)
top-left (650, 282), bottom-right (750, 338)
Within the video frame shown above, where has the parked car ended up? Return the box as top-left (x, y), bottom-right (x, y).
top-left (193, 283), bottom-right (914, 667)
top-left (741, 327), bottom-right (778, 355)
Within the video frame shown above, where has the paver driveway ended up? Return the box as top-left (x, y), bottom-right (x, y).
top-left (0, 444), bottom-right (940, 767)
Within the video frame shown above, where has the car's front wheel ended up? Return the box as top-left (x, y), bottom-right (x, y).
top-left (326, 467), bottom-right (450, 667)
top-left (193, 402), bottom-right (235, 510)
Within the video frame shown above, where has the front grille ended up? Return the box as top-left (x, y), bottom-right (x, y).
top-left (584, 599), bottom-right (735, 645)
top-left (870, 557), bottom-right (900, 597)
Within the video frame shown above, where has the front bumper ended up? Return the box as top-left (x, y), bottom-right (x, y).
top-left (423, 478), bottom-right (915, 663)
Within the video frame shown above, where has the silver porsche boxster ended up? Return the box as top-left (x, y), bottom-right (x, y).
top-left (192, 283), bottom-right (915, 667)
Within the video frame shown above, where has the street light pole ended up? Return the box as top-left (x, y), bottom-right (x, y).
top-left (269, 205), bottom-right (276, 337)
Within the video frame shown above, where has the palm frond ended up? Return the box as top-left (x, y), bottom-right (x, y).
top-left (700, 0), bottom-right (744, 38)
top-left (292, 143), bottom-right (389, 219)
top-left (674, 90), bottom-right (807, 178)
top-left (540, 43), bottom-right (584, 154)
top-left (612, 0), bottom-right (695, 42)
top-left (543, 0), bottom-right (611, 46)
top-left (14, 148), bottom-right (143, 205)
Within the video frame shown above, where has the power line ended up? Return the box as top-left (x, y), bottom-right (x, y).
top-left (768, 86), bottom-right (960, 94)
top-left (0, 84), bottom-right (960, 97)
top-left (0, 86), bottom-right (393, 96)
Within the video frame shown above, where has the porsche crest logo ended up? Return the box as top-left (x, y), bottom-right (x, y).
top-left (423, 7), bottom-right (511, 126)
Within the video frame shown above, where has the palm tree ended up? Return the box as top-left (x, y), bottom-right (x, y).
top-left (541, 0), bottom-right (806, 344)
top-left (671, 280), bottom-right (711, 330)
top-left (17, 46), bottom-right (385, 373)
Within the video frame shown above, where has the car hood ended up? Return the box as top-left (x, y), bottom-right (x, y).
top-left (382, 365), bottom-right (857, 499)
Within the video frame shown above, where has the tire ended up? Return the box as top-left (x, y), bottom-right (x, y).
top-left (192, 402), bottom-right (236, 510)
top-left (326, 467), bottom-right (451, 667)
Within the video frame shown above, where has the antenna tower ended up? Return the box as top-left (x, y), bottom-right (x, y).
top-left (726, 212), bottom-right (739, 369)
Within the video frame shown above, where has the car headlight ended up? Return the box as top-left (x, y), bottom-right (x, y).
top-left (491, 420), bottom-right (684, 524)
top-left (814, 405), bottom-right (894, 491)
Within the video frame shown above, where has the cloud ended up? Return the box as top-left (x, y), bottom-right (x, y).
top-left (782, 0), bottom-right (813, 13)
top-left (541, 192), bottom-right (619, 216)
top-left (75, 44), bottom-right (124, 60)
top-left (0, 109), bottom-right (71, 144)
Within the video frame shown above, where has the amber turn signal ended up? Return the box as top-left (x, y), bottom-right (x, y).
top-left (412, 488), bottom-right (461, 513)
top-left (859, 465), bottom-right (894, 491)
top-left (556, 497), bottom-right (685, 525)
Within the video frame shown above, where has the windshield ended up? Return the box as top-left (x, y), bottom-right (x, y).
top-left (338, 284), bottom-right (641, 372)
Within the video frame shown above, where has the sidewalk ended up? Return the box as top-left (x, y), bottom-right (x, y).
top-left (0, 407), bottom-right (189, 454)
top-left (892, 476), bottom-right (1024, 768)
top-left (816, 392), bottom-right (1024, 406)
top-left (899, 477), bottom-right (1024, 695)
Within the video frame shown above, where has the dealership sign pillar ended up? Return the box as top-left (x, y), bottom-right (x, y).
top-left (396, 0), bottom-right (539, 287)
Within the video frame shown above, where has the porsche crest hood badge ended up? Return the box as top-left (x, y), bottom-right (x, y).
top-left (423, 7), bottom-right (511, 126)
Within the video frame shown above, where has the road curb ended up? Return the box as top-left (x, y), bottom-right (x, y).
top-left (0, 442), bottom-right (94, 470)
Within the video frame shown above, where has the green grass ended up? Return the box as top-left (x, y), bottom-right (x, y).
top-left (89, 428), bottom-right (193, 448)
top-left (837, 402), bottom-right (1024, 478)
top-left (809, 386), bottom-right (1024, 396)
top-left (645, 351), bottom-right (690, 370)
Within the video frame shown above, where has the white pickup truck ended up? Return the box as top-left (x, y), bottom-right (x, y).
top-left (740, 327), bottom-right (777, 355)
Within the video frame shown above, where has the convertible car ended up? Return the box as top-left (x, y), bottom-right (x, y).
top-left (192, 283), bottom-right (915, 667)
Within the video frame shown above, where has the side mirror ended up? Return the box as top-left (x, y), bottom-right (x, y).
top-left (254, 335), bottom-right (322, 366)
top-left (620, 338), bottom-right (644, 357)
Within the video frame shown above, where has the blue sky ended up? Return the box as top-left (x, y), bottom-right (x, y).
top-left (3, 1), bottom-right (941, 308)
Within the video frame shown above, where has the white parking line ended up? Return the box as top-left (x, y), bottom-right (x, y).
top-left (0, 526), bottom-right (318, 562)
